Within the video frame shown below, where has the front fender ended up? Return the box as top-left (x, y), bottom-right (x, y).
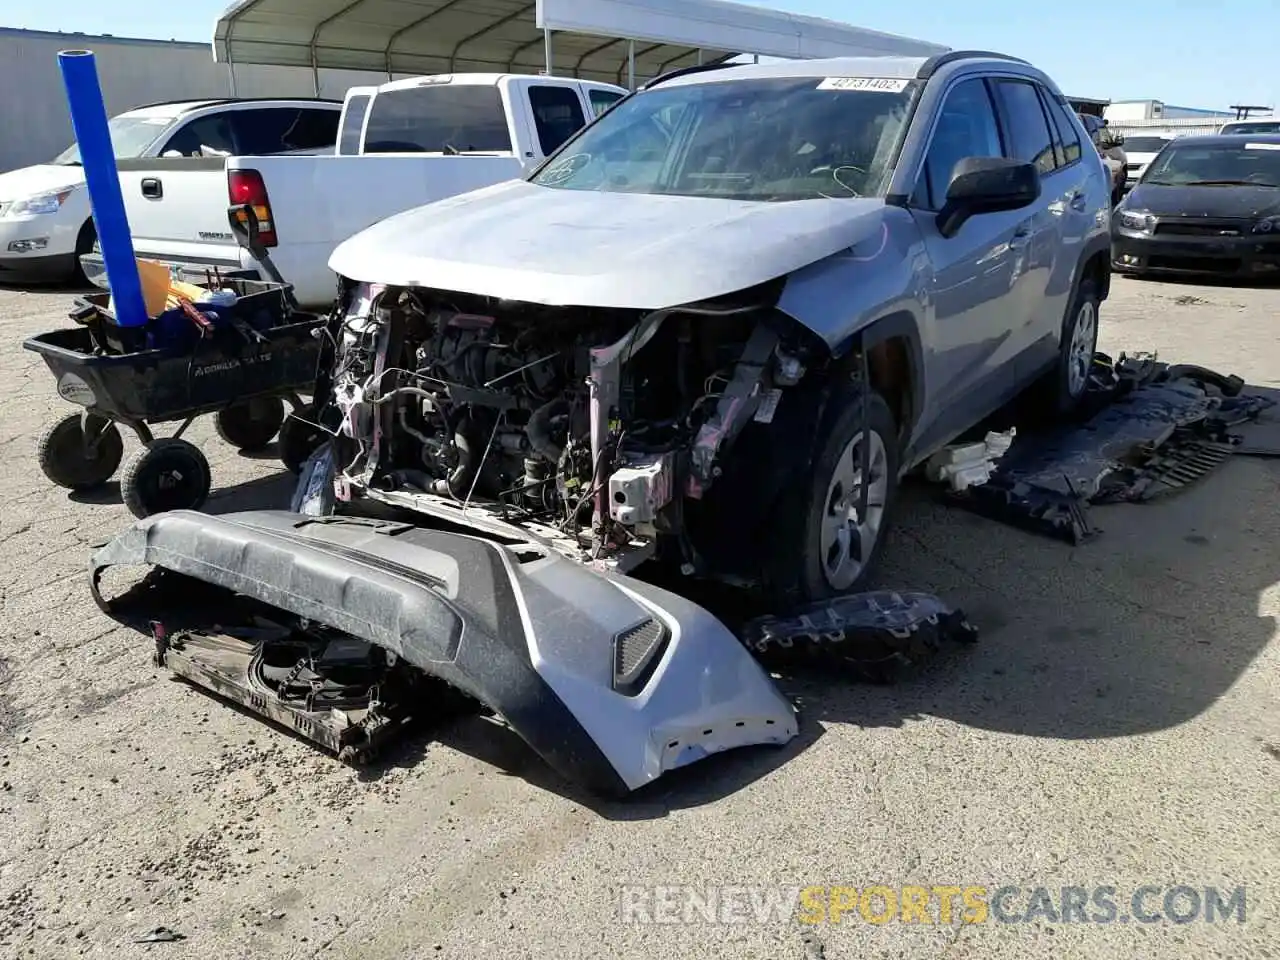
top-left (775, 209), bottom-right (926, 357)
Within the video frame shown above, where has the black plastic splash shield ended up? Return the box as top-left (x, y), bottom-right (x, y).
top-left (946, 358), bottom-right (1276, 541)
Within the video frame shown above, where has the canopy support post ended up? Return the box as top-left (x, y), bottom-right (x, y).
top-left (544, 28), bottom-right (553, 76)
top-left (627, 39), bottom-right (635, 89)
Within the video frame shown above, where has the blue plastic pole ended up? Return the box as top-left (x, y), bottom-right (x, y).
top-left (57, 49), bottom-right (148, 327)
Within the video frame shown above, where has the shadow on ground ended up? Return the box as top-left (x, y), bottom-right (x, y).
top-left (158, 385), bottom-right (1280, 817)
top-left (1119, 271), bottom-right (1280, 290)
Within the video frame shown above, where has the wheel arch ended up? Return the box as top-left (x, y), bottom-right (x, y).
top-left (1077, 236), bottom-right (1112, 303)
top-left (827, 310), bottom-right (927, 454)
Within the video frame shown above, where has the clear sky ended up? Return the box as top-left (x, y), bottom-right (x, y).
top-left (4, 0), bottom-right (1277, 111)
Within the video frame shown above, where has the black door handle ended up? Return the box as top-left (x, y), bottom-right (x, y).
top-left (141, 178), bottom-right (162, 199)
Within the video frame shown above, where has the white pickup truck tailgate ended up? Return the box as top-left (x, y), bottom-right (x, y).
top-left (237, 154), bottom-right (524, 303)
top-left (114, 158), bottom-right (243, 269)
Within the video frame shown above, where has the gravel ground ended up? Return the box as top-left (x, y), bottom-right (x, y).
top-left (0, 274), bottom-right (1277, 960)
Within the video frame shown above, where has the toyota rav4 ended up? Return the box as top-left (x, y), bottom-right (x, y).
top-left (93, 51), bottom-right (1113, 796)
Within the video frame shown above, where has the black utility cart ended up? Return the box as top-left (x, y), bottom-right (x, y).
top-left (24, 207), bottom-right (326, 518)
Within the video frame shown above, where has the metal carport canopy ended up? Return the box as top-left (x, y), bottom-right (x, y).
top-left (212, 0), bottom-right (949, 89)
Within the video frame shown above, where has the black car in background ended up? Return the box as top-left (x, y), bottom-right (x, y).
top-left (1112, 134), bottom-right (1280, 279)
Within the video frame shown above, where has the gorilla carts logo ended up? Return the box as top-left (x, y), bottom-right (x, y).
top-left (57, 373), bottom-right (96, 406)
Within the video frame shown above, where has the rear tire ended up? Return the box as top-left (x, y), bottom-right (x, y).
top-left (1040, 277), bottom-right (1101, 418)
top-left (37, 412), bottom-right (123, 490)
top-left (765, 386), bottom-right (900, 606)
top-left (277, 409), bottom-right (327, 474)
top-left (121, 438), bottom-right (212, 518)
top-left (215, 397), bottom-right (285, 452)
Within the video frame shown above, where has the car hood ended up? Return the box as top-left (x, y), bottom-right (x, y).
top-left (328, 178), bottom-right (888, 309)
top-left (0, 163), bottom-right (86, 203)
top-left (1127, 182), bottom-right (1280, 219)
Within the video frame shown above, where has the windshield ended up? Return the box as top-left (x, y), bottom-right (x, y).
top-left (53, 114), bottom-right (173, 165)
top-left (1124, 137), bottom-right (1171, 153)
top-left (1221, 121), bottom-right (1280, 135)
top-left (362, 84), bottom-right (512, 153)
top-left (1143, 141), bottom-right (1280, 187)
top-left (529, 76), bottom-right (920, 201)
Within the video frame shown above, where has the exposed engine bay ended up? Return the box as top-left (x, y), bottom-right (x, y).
top-left (307, 279), bottom-right (821, 577)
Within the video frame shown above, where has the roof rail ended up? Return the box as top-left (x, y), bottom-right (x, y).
top-left (642, 60), bottom-right (740, 91)
top-left (128, 96), bottom-right (343, 112)
top-left (916, 50), bottom-right (1030, 80)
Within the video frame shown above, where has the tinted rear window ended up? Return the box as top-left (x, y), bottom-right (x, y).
top-left (362, 85), bottom-right (512, 153)
top-left (233, 108), bottom-right (339, 154)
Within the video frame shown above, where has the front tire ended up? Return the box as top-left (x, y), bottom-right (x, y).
top-left (71, 219), bottom-right (97, 286)
top-left (120, 438), bottom-right (212, 518)
top-left (766, 387), bottom-right (900, 605)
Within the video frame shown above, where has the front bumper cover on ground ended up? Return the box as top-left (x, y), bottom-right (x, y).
top-left (89, 510), bottom-right (798, 796)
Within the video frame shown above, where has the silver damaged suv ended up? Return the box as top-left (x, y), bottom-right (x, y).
top-left (307, 50), bottom-right (1113, 604)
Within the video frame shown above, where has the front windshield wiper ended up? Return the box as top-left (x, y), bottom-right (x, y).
top-left (1180, 179), bottom-right (1273, 187)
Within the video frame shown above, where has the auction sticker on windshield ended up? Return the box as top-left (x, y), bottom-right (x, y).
top-left (817, 77), bottom-right (910, 93)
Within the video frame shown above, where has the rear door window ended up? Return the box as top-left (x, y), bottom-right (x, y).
top-left (1039, 88), bottom-right (1083, 166)
top-left (160, 115), bottom-right (237, 157)
top-left (232, 108), bottom-right (340, 154)
top-left (990, 79), bottom-right (1059, 174)
top-left (528, 85), bottom-right (587, 155)
top-left (362, 84), bottom-right (513, 153)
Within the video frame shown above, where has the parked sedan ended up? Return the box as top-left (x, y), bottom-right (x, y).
top-left (0, 98), bottom-right (339, 285)
top-left (1112, 133), bottom-right (1280, 279)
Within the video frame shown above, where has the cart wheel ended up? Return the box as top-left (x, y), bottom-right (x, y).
top-left (37, 412), bottom-right (124, 490)
top-left (121, 438), bottom-right (212, 519)
top-left (215, 397), bottom-right (286, 452)
top-left (277, 410), bottom-right (327, 474)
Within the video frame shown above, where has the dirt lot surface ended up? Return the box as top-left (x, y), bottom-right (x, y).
top-left (1, 275), bottom-right (1278, 960)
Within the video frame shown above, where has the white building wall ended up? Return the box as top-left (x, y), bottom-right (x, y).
top-left (0, 29), bottom-right (393, 172)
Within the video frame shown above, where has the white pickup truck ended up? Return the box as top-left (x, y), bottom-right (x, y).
top-left (84, 73), bottom-right (628, 308)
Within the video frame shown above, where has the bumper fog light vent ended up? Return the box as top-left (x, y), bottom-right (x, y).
top-left (612, 617), bottom-right (669, 696)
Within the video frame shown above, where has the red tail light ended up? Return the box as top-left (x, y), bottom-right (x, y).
top-left (228, 169), bottom-right (277, 247)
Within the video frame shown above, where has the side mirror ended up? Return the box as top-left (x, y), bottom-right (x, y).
top-left (937, 157), bottom-right (1041, 238)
